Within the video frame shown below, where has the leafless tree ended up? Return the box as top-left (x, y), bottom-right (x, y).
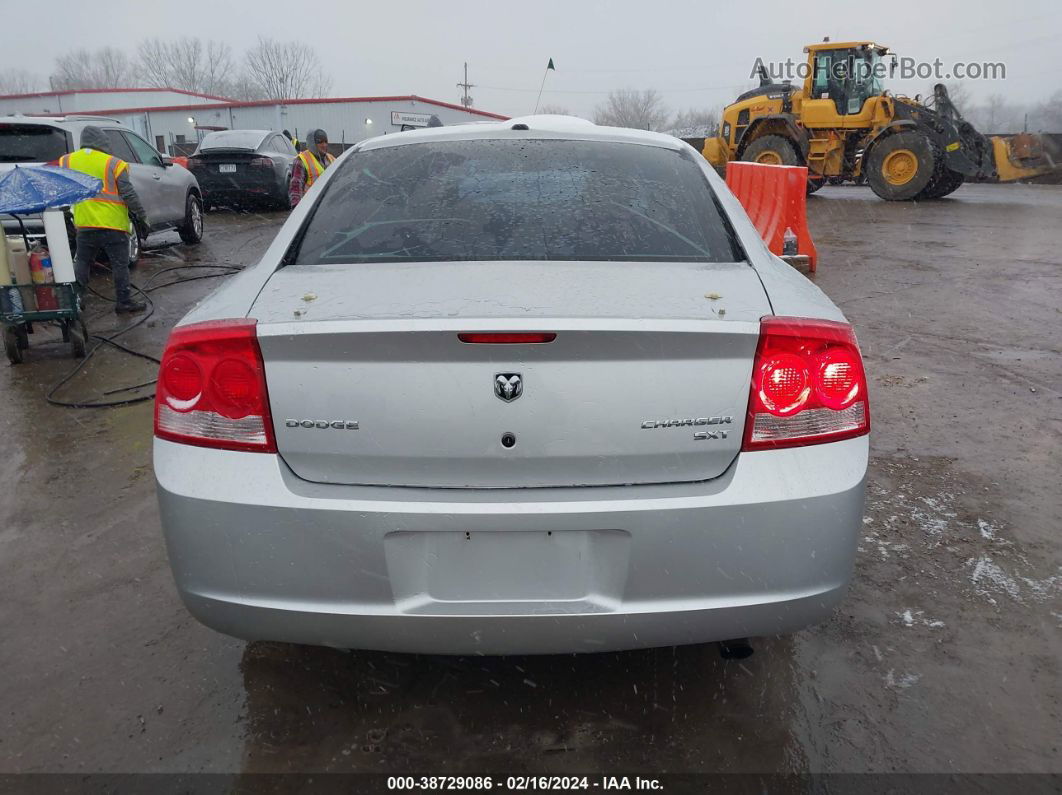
top-left (243, 37), bottom-right (332, 100)
top-left (670, 107), bottom-right (720, 135)
top-left (93, 47), bottom-right (131, 88)
top-left (51, 47), bottom-right (132, 90)
top-left (137, 38), bottom-right (235, 96)
top-left (136, 39), bottom-right (172, 89)
top-left (224, 72), bottom-right (270, 102)
top-left (538, 104), bottom-right (573, 116)
top-left (593, 88), bottom-right (670, 131)
top-left (0, 69), bottom-right (43, 95)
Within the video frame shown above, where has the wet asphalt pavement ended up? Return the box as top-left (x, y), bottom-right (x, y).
top-left (0, 185), bottom-right (1059, 778)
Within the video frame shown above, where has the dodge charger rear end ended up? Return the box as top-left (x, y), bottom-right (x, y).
top-left (154, 117), bottom-right (869, 655)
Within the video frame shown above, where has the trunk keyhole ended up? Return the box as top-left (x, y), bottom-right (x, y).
top-left (501, 432), bottom-right (517, 448)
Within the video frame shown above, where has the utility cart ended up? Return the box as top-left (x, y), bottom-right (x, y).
top-left (0, 165), bottom-right (101, 365)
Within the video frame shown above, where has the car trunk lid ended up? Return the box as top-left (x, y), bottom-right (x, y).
top-left (253, 260), bottom-right (769, 488)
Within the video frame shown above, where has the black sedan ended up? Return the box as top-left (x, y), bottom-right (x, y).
top-left (187, 130), bottom-right (297, 210)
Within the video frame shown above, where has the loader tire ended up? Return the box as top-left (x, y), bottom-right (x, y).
top-left (867, 132), bottom-right (940, 201)
top-left (742, 135), bottom-right (801, 167)
top-left (936, 170), bottom-right (965, 198)
top-left (919, 168), bottom-right (965, 200)
top-left (743, 135), bottom-right (823, 194)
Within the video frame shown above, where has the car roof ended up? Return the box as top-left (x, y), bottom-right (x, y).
top-left (358, 114), bottom-right (686, 153)
top-left (1, 114), bottom-right (125, 130)
top-left (198, 130), bottom-right (274, 148)
top-left (202, 129), bottom-right (273, 137)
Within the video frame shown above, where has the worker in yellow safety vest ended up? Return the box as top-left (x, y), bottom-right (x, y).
top-left (57, 126), bottom-right (149, 313)
top-left (288, 128), bottom-right (336, 208)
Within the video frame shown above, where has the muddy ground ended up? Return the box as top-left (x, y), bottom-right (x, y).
top-left (0, 184), bottom-right (1058, 779)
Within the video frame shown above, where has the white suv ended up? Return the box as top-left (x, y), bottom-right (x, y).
top-left (0, 115), bottom-right (204, 261)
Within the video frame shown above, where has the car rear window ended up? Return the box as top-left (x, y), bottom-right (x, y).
top-left (0, 124), bottom-right (70, 163)
top-left (198, 131), bottom-right (268, 151)
top-left (292, 139), bottom-right (743, 265)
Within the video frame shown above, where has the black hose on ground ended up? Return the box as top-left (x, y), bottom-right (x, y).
top-left (141, 263), bottom-right (242, 291)
top-left (45, 281), bottom-right (159, 408)
top-left (43, 262), bottom-right (243, 409)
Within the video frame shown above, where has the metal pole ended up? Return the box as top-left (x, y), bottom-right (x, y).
top-left (533, 69), bottom-right (549, 114)
top-left (533, 61), bottom-right (554, 114)
top-left (457, 62), bottom-right (475, 111)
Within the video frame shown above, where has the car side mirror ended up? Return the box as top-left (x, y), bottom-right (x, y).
top-left (160, 155), bottom-right (174, 167)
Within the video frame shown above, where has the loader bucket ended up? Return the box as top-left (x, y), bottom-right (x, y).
top-left (702, 136), bottom-right (731, 171)
top-left (991, 133), bottom-right (1062, 183)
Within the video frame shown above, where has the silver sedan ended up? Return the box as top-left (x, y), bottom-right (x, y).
top-left (154, 117), bottom-right (869, 655)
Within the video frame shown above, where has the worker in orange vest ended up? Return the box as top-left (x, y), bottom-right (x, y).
top-left (288, 129), bottom-right (335, 208)
top-left (57, 126), bottom-right (149, 314)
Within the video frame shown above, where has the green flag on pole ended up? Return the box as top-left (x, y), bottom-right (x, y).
top-left (547, 58), bottom-right (555, 71)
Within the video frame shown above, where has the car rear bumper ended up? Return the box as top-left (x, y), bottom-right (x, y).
top-left (193, 174), bottom-right (284, 199)
top-left (154, 436), bottom-right (867, 654)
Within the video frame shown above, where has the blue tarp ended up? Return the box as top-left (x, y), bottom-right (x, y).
top-left (0, 165), bottom-right (102, 215)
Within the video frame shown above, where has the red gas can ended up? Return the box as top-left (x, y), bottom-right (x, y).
top-left (28, 246), bottom-right (59, 311)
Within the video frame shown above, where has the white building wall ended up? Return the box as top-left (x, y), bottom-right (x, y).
top-left (0, 89), bottom-right (226, 116)
top-left (3, 92), bottom-right (505, 154)
top-left (273, 99), bottom-right (496, 143)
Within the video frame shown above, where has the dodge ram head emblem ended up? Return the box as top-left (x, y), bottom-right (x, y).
top-left (495, 373), bottom-right (523, 402)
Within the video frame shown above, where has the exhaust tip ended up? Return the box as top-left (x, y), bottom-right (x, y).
top-left (718, 638), bottom-right (754, 660)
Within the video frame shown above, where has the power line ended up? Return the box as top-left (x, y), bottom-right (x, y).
top-left (478, 82), bottom-right (748, 95)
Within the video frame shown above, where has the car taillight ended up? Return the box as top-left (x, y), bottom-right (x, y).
top-left (186, 157), bottom-right (202, 169)
top-left (154, 319), bottom-right (276, 453)
top-left (250, 157), bottom-right (273, 167)
top-left (742, 316), bottom-right (869, 450)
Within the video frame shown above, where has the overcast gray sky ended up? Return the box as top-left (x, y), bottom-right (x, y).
top-left (4, 0), bottom-right (1059, 118)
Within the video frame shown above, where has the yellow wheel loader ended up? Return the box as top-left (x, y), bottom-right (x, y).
top-left (699, 41), bottom-right (1060, 200)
